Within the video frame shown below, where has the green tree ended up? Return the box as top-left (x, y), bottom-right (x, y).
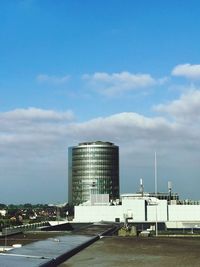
top-left (0, 203), bottom-right (7, 209)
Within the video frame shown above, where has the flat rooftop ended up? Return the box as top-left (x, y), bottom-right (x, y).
top-left (0, 223), bottom-right (118, 266)
top-left (59, 236), bottom-right (200, 267)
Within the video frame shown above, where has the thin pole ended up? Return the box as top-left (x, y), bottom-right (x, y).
top-left (155, 151), bottom-right (157, 195)
top-left (5, 227), bottom-right (7, 250)
top-left (155, 151), bottom-right (158, 237)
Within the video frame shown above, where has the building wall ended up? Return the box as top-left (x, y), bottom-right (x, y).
top-left (147, 200), bottom-right (168, 222)
top-left (166, 221), bottom-right (200, 229)
top-left (74, 199), bottom-right (146, 223)
top-left (122, 199), bottom-right (146, 222)
top-left (68, 141), bottom-right (119, 205)
top-left (74, 205), bottom-right (123, 222)
top-left (68, 147), bottom-right (73, 204)
top-left (168, 205), bottom-right (200, 221)
top-left (74, 198), bottom-right (200, 225)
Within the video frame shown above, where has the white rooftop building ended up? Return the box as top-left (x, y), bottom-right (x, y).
top-left (73, 193), bottom-right (200, 229)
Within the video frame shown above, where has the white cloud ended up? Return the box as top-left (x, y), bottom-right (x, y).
top-left (0, 108), bottom-right (74, 150)
top-left (155, 90), bottom-right (200, 123)
top-left (83, 71), bottom-right (158, 96)
top-left (37, 74), bottom-right (70, 84)
top-left (172, 63), bottom-right (200, 80)
top-left (0, 107), bottom-right (74, 122)
top-left (4, 67), bottom-right (200, 201)
top-left (73, 112), bottom-right (173, 140)
top-left (0, 108), bottom-right (184, 159)
top-left (1, 104), bottom-right (200, 201)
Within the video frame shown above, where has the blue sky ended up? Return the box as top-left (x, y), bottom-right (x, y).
top-left (1, 0), bottom-right (200, 203)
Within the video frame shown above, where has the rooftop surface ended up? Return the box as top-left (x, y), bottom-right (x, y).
top-left (0, 233), bottom-right (93, 267)
top-left (0, 223), bottom-right (118, 266)
top-left (59, 236), bottom-right (200, 267)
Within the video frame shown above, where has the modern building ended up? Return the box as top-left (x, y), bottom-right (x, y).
top-left (73, 192), bottom-right (200, 230)
top-left (68, 141), bottom-right (119, 205)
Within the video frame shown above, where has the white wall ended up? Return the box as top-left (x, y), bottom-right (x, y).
top-left (166, 221), bottom-right (200, 229)
top-left (147, 200), bottom-right (168, 222)
top-left (169, 205), bottom-right (200, 221)
top-left (74, 198), bottom-right (200, 224)
top-left (74, 205), bottom-right (123, 222)
top-left (74, 199), bottom-right (146, 222)
top-left (122, 199), bottom-right (146, 222)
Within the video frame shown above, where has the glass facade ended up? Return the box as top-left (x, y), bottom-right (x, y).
top-left (68, 141), bottom-right (119, 205)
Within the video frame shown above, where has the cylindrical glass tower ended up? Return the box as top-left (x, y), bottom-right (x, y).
top-left (68, 141), bottom-right (119, 205)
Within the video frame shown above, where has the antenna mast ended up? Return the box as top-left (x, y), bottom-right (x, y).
top-left (155, 151), bottom-right (157, 195)
top-left (140, 178), bottom-right (144, 197)
top-left (154, 151), bottom-right (158, 237)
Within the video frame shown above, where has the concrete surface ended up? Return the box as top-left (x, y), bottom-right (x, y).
top-left (59, 236), bottom-right (200, 267)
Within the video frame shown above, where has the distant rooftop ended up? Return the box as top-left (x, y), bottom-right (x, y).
top-left (78, 141), bottom-right (115, 146)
